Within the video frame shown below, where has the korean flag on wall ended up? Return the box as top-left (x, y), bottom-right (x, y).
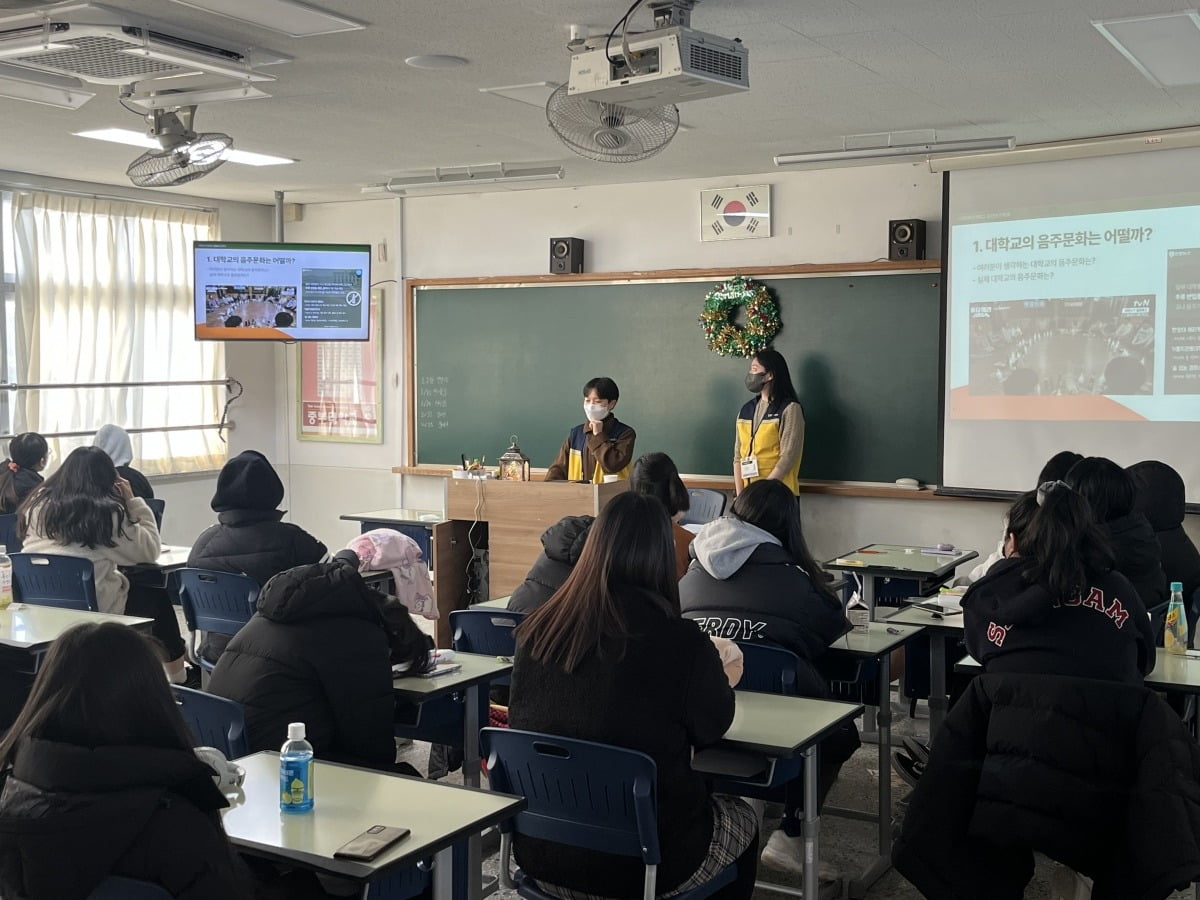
top-left (700, 185), bottom-right (771, 242)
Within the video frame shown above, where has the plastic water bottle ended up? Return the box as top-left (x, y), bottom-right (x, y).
top-left (1165, 581), bottom-right (1188, 656)
top-left (0, 545), bottom-right (13, 611)
top-left (279, 722), bottom-right (314, 813)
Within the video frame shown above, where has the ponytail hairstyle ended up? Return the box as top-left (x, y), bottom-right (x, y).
top-left (1007, 482), bottom-right (1114, 598)
top-left (0, 432), bottom-right (48, 514)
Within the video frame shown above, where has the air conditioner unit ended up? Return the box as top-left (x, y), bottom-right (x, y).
top-left (567, 25), bottom-right (748, 109)
top-left (0, 2), bottom-right (288, 86)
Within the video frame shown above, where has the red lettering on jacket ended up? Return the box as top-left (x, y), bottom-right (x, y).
top-left (1082, 587), bottom-right (1105, 612)
top-left (986, 622), bottom-right (1009, 647)
top-left (1106, 598), bottom-right (1129, 628)
top-left (1063, 591), bottom-right (1082, 607)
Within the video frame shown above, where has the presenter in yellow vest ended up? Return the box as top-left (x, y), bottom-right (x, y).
top-left (545, 377), bottom-right (637, 483)
top-left (734, 350), bottom-right (805, 496)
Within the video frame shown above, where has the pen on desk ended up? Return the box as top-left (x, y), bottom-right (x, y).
top-left (461, 454), bottom-right (467, 470)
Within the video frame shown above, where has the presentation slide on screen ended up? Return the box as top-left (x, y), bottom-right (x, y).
top-left (942, 149), bottom-right (1200, 502)
top-left (193, 242), bottom-right (370, 341)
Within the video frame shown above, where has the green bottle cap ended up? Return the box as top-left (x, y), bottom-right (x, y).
top-left (1171, 582), bottom-right (1183, 593)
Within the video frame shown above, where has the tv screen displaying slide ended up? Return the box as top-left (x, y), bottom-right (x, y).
top-left (943, 147), bottom-right (1200, 503)
top-left (193, 241), bottom-right (371, 341)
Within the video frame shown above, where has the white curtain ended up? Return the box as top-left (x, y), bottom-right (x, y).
top-left (12, 192), bottom-right (226, 474)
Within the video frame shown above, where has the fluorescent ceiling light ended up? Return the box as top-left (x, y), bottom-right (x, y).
top-left (0, 62), bottom-right (93, 108)
top-left (929, 126), bottom-right (1200, 172)
top-left (364, 163), bottom-right (565, 194)
top-left (775, 135), bottom-right (1015, 167)
top-left (479, 81), bottom-right (561, 108)
top-left (74, 127), bottom-right (295, 166)
top-left (0, 42), bottom-right (73, 59)
top-left (164, 0), bottom-right (367, 37)
top-left (1093, 11), bottom-right (1200, 88)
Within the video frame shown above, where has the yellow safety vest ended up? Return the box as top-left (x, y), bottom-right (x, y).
top-left (736, 398), bottom-right (800, 494)
top-left (565, 422), bottom-right (632, 484)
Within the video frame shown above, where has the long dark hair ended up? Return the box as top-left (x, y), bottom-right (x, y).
top-left (17, 446), bottom-right (131, 547)
top-left (517, 492), bottom-right (679, 673)
top-left (730, 480), bottom-right (838, 603)
top-left (0, 432), bottom-right (47, 514)
top-left (1007, 483), bottom-right (1114, 598)
top-left (0, 623), bottom-right (194, 769)
top-left (753, 349), bottom-right (799, 408)
top-left (1065, 456), bottom-right (1134, 523)
top-left (630, 452), bottom-right (690, 517)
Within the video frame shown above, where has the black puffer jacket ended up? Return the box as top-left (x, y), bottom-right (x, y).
top-left (207, 559), bottom-right (406, 769)
top-left (1105, 511), bottom-right (1170, 611)
top-left (893, 673), bottom-right (1200, 900)
top-left (1129, 461), bottom-right (1200, 619)
top-left (0, 738), bottom-right (250, 900)
top-left (0, 463), bottom-right (41, 515)
top-left (508, 515), bottom-right (593, 614)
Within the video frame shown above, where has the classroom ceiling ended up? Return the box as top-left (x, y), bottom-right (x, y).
top-left (1, 0), bottom-right (1197, 205)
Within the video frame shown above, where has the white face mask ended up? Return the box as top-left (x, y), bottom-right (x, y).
top-left (584, 403), bottom-right (609, 422)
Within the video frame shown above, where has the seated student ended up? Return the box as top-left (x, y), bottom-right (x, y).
top-left (961, 450), bottom-right (1083, 584)
top-left (509, 492), bottom-right (758, 900)
top-left (678, 479), bottom-right (858, 877)
top-left (1065, 456), bottom-right (1169, 613)
top-left (630, 451), bottom-right (693, 579)
top-left (0, 622), bottom-right (251, 899)
top-left (19, 447), bottom-right (189, 683)
top-left (544, 377), bottom-right (636, 483)
top-left (962, 483), bottom-right (1155, 684)
top-left (508, 515), bottom-right (593, 615)
top-left (188, 450), bottom-right (327, 663)
top-left (0, 432), bottom-right (48, 514)
top-left (93, 424), bottom-right (154, 501)
top-left (207, 551), bottom-right (431, 773)
top-left (1128, 460), bottom-right (1200, 631)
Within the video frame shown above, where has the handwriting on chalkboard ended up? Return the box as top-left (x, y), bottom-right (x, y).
top-left (418, 375), bottom-right (450, 430)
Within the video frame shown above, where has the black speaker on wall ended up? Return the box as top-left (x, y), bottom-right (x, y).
top-left (888, 219), bottom-right (926, 261)
top-left (550, 237), bottom-right (584, 274)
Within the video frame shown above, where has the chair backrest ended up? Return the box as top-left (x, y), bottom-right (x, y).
top-left (680, 489), bottom-right (727, 527)
top-left (87, 876), bottom-right (173, 899)
top-left (0, 513), bottom-right (21, 554)
top-left (172, 685), bottom-right (248, 758)
top-left (144, 498), bottom-right (165, 531)
top-left (449, 608), bottom-right (525, 656)
top-left (178, 568), bottom-right (259, 635)
top-left (735, 641), bottom-right (801, 695)
top-left (482, 728), bottom-right (661, 864)
top-left (11, 553), bottom-right (97, 611)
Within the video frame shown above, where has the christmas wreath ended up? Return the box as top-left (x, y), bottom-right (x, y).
top-left (698, 275), bottom-right (781, 357)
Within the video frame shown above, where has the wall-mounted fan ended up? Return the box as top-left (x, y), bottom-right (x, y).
top-left (545, 84), bottom-right (678, 163)
top-left (126, 106), bottom-right (232, 188)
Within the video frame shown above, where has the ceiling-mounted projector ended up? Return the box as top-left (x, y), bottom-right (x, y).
top-left (567, 24), bottom-right (747, 110)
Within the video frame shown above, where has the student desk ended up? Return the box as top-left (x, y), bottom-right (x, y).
top-left (224, 751), bottom-right (524, 900)
top-left (887, 603), bottom-right (965, 736)
top-left (824, 621), bottom-right (926, 899)
top-left (341, 508), bottom-right (473, 647)
top-left (471, 596), bottom-right (510, 610)
top-left (824, 544), bottom-right (978, 619)
top-left (0, 604), bottom-right (153, 673)
top-left (700, 692), bottom-right (863, 900)
top-left (157, 544), bottom-right (192, 571)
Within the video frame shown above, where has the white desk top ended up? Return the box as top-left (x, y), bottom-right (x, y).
top-left (157, 545), bottom-right (191, 572)
top-left (340, 509), bottom-right (446, 525)
top-left (0, 604), bottom-right (153, 651)
top-left (825, 544), bottom-right (978, 577)
top-left (719, 691), bottom-right (862, 758)
top-left (223, 752), bottom-right (523, 881)
top-left (887, 605), bottom-right (965, 632)
top-left (392, 652), bottom-right (513, 701)
top-left (471, 596), bottom-right (511, 610)
top-left (1146, 652), bottom-right (1200, 691)
top-left (827, 620), bottom-right (924, 657)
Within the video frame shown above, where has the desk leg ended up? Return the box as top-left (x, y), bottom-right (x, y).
top-left (463, 684), bottom-right (483, 900)
top-left (849, 651), bottom-right (893, 898)
top-left (860, 578), bottom-right (880, 742)
top-left (928, 635), bottom-right (947, 740)
top-left (433, 846), bottom-right (454, 900)
top-left (802, 745), bottom-right (819, 900)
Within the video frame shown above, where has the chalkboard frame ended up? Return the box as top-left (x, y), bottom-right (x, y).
top-left (403, 259), bottom-right (946, 496)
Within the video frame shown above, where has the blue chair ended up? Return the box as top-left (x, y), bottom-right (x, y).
top-left (145, 498), bottom-right (165, 531)
top-left (0, 513), bottom-right (21, 554)
top-left (88, 876), bottom-right (172, 899)
top-left (177, 568), bottom-right (259, 673)
top-left (11, 553), bottom-right (97, 611)
top-left (450, 608), bottom-right (524, 689)
top-left (172, 685), bottom-right (248, 758)
top-left (482, 728), bottom-right (738, 900)
top-left (362, 865), bottom-right (430, 899)
top-left (737, 642), bottom-right (802, 695)
top-left (679, 489), bottom-right (727, 527)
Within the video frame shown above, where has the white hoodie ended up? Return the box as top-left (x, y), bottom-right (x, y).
top-left (689, 516), bottom-right (782, 580)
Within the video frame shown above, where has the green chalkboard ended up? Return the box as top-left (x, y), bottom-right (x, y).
top-left (413, 271), bottom-right (942, 483)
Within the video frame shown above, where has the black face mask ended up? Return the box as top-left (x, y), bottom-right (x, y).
top-left (745, 372), bottom-right (768, 393)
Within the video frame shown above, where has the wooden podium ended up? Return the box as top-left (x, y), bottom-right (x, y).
top-left (447, 479), bottom-right (628, 599)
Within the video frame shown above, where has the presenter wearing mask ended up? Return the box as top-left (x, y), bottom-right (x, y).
top-left (545, 377), bottom-right (637, 483)
top-left (734, 350), bottom-right (805, 496)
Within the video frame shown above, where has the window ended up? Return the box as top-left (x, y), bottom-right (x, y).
top-left (1, 189), bottom-right (227, 474)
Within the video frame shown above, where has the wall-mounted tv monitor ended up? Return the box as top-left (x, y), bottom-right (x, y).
top-left (194, 241), bottom-right (372, 341)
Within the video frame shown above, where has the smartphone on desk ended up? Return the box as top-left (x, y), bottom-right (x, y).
top-left (333, 825), bottom-right (411, 861)
top-left (420, 662), bottom-right (462, 678)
